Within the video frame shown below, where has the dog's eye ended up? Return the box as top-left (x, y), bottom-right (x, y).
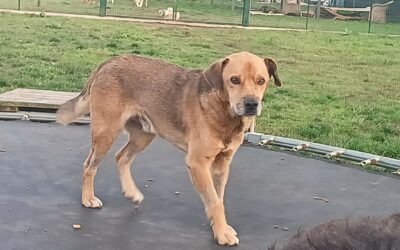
top-left (230, 76), bottom-right (241, 85)
top-left (257, 78), bottom-right (265, 85)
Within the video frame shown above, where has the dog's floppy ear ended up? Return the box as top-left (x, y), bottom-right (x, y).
top-left (264, 57), bottom-right (281, 87)
top-left (203, 58), bottom-right (230, 91)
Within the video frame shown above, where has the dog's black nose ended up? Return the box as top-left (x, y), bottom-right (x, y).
top-left (244, 99), bottom-right (258, 109)
top-left (243, 98), bottom-right (258, 115)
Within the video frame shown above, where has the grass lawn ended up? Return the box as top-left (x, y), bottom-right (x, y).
top-left (1, 0), bottom-right (399, 35)
top-left (0, 13), bottom-right (399, 159)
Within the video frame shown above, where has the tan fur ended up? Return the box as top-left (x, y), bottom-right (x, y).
top-left (56, 52), bottom-right (281, 246)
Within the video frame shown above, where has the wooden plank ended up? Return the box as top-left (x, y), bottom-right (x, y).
top-left (250, 11), bottom-right (284, 16)
top-left (328, 7), bottom-right (370, 13)
top-left (0, 106), bottom-right (18, 112)
top-left (0, 88), bottom-right (79, 112)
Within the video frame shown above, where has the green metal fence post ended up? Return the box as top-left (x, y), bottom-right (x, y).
top-left (99, 0), bottom-right (107, 17)
top-left (305, 0), bottom-right (310, 30)
top-left (18, 0), bottom-right (21, 10)
top-left (173, 0), bottom-right (178, 21)
top-left (368, 0), bottom-right (373, 33)
top-left (242, 0), bottom-right (251, 27)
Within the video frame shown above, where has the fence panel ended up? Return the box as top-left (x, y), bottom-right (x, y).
top-left (8, 0), bottom-right (100, 15)
top-left (305, 0), bottom-right (400, 35)
top-left (1, 0), bottom-right (399, 35)
top-left (0, 0), bottom-right (19, 10)
top-left (177, 0), bottom-right (242, 24)
top-left (370, 0), bottom-right (400, 35)
top-left (250, 0), bottom-right (400, 35)
top-left (106, 0), bottom-right (243, 24)
top-left (250, 1), bottom-right (307, 29)
top-left (106, 0), bottom-right (170, 19)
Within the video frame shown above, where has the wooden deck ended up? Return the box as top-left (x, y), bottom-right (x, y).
top-left (0, 88), bottom-right (78, 112)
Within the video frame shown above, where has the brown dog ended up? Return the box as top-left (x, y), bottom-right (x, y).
top-left (56, 52), bottom-right (281, 246)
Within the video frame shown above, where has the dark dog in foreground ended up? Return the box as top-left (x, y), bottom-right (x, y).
top-left (270, 213), bottom-right (400, 250)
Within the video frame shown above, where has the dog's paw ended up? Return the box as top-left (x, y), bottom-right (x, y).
top-left (213, 224), bottom-right (239, 246)
top-left (82, 196), bottom-right (103, 208)
top-left (122, 188), bottom-right (144, 204)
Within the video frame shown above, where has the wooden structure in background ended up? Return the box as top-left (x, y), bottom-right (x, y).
top-left (320, 6), bottom-right (370, 20)
top-left (282, 0), bottom-right (301, 15)
top-left (371, 1), bottom-right (394, 23)
top-left (0, 88), bottom-right (78, 112)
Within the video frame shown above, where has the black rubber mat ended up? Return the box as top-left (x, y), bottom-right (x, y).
top-left (1, 120), bottom-right (400, 250)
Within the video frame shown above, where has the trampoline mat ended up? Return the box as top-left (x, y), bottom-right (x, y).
top-left (1, 120), bottom-right (400, 250)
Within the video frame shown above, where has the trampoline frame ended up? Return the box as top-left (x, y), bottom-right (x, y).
top-left (1, 110), bottom-right (399, 171)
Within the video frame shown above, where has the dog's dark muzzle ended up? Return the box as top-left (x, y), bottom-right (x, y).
top-left (243, 97), bottom-right (259, 116)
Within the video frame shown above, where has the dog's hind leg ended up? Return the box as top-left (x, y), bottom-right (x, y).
top-left (115, 117), bottom-right (155, 204)
top-left (81, 85), bottom-right (128, 208)
top-left (82, 120), bottom-right (121, 208)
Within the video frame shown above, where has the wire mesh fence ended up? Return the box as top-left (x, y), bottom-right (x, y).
top-left (4, 0), bottom-right (100, 15)
top-left (106, 0), bottom-right (243, 24)
top-left (304, 0), bottom-right (400, 34)
top-left (1, 0), bottom-right (398, 35)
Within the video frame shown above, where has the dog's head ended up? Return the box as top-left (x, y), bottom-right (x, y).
top-left (203, 52), bottom-right (281, 117)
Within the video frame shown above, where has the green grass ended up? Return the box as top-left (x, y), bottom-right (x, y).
top-left (1, 0), bottom-right (399, 35)
top-left (0, 13), bottom-right (399, 159)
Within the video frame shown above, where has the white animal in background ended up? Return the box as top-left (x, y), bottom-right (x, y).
top-left (158, 7), bottom-right (180, 20)
top-left (107, 0), bottom-right (114, 4)
top-left (158, 7), bottom-right (173, 19)
top-left (134, 0), bottom-right (148, 7)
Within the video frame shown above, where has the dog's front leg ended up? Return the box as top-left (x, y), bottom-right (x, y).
top-left (211, 151), bottom-right (233, 200)
top-left (186, 151), bottom-right (239, 246)
top-left (212, 136), bottom-right (242, 200)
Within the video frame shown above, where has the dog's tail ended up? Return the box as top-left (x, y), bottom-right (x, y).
top-left (56, 70), bottom-right (96, 125)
